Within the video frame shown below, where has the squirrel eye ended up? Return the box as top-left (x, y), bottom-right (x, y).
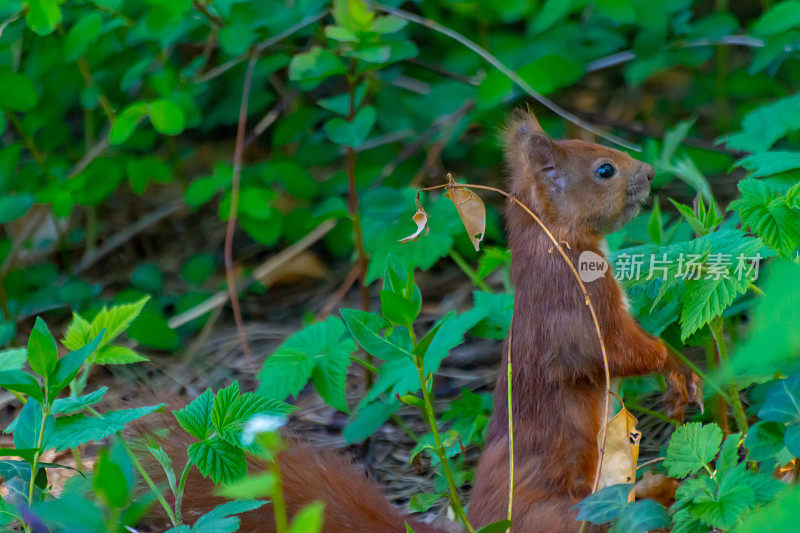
top-left (595, 163), bottom-right (615, 179)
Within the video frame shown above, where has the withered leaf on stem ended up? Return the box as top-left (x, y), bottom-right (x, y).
top-left (399, 191), bottom-right (429, 243)
top-left (596, 404), bottom-right (640, 501)
top-left (444, 173), bottom-right (485, 251)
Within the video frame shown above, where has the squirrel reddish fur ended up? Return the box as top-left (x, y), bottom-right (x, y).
top-left (141, 110), bottom-right (700, 533)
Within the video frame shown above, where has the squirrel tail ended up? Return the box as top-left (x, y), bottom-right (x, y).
top-left (133, 408), bottom-right (446, 533)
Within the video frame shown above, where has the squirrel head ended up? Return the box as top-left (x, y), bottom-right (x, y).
top-left (504, 110), bottom-right (654, 242)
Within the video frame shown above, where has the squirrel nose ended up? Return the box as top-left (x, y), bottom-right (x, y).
top-left (642, 163), bottom-right (655, 182)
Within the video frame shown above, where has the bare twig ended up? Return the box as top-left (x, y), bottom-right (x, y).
top-left (506, 324), bottom-right (514, 532)
top-left (74, 200), bottom-right (183, 274)
top-left (193, 0), bottom-right (225, 26)
top-left (586, 34), bottom-right (795, 73)
top-left (225, 53), bottom-right (259, 360)
top-left (168, 219), bottom-right (336, 329)
top-left (317, 262), bottom-right (361, 319)
top-left (374, 4), bottom-right (640, 151)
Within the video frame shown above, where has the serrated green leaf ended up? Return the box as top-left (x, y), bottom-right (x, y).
top-left (174, 389), bottom-right (215, 440)
top-left (729, 179), bottom-right (800, 257)
top-left (664, 423), bottom-right (723, 478)
top-left (716, 432), bottom-right (741, 473)
top-left (216, 472), bottom-right (274, 499)
top-left (738, 487), bottom-right (800, 533)
top-left (89, 296), bottom-right (150, 349)
top-left (720, 93), bottom-right (800, 152)
top-left (690, 477), bottom-right (754, 530)
top-left (49, 330), bottom-right (104, 399)
top-left (94, 345), bottom-right (148, 365)
top-left (679, 275), bottom-right (750, 340)
top-left (62, 312), bottom-right (92, 351)
top-left (50, 404), bottom-right (164, 451)
top-left (187, 438), bottom-right (247, 485)
top-left (51, 387), bottom-right (108, 415)
top-left (258, 317), bottom-right (354, 412)
top-left (735, 151), bottom-right (800, 178)
top-left (191, 500), bottom-right (266, 533)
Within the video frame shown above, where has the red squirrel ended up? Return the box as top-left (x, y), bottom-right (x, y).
top-left (141, 110), bottom-right (699, 533)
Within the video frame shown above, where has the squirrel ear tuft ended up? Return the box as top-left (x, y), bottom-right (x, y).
top-left (524, 131), bottom-right (556, 172)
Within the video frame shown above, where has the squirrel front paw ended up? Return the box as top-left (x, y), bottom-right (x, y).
top-left (663, 366), bottom-right (703, 421)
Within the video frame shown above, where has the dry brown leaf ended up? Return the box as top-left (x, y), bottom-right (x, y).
top-left (635, 471), bottom-right (678, 507)
top-left (444, 174), bottom-right (485, 251)
top-left (399, 192), bottom-right (429, 244)
top-left (597, 405), bottom-right (640, 500)
top-left (257, 251), bottom-right (328, 286)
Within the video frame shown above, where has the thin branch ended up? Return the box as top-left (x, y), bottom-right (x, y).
top-left (193, 11), bottom-right (328, 83)
top-left (193, 0), bottom-right (226, 27)
top-left (168, 219), bottom-right (336, 328)
top-left (73, 201), bottom-right (183, 274)
top-left (586, 34), bottom-right (795, 73)
top-left (225, 52), bottom-right (259, 360)
top-left (374, 4), bottom-right (640, 151)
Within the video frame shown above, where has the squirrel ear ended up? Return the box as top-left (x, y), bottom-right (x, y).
top-left (524, 131), bottom-right (555, 172)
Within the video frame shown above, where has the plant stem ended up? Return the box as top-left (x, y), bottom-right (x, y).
top-left (624, 400), bottom-right (679, 425)
top-left (175, 461), bottom-right (193, 524)
top-left (350, 355), bottom-right (379, 374)
top-left (27, 397), bottom-right (51, 507)
top-left (224, 52), bottom-right (258, 360)
top-left (120, 438), bottom-right (178, 527)
top-left (269, 459), bottom-right (289, 533)
top-left (709, 317), bottom-right (748, 434)
top-left (793, 459), bottom-right (799, 484)
top-left (448, 249), bottom-right (491, 293)
top-left (414, 359), bottom-right (474, 532)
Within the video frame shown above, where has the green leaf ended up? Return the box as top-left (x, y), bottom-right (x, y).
top-left (730, 260), bottom-right (800, 384)
top-left (759, 372), bottom-right (800, 423)
top-left (691, 474), bottom-right (754, 529)
top-left (258, 317), bottom-right (356, 412)
top-left (716, 432), bottom-right (741, 473)
top-left (27, 317), bottom-right (58, 378)
top-left (0, 369), bottom-right (42, 402)
top-left (475, 520), bottom-right (513, 533)
top-left (188, 500), bottom-right (266, 533)
top-left (182, 254), bottom-right (216, 285)
top-left (146, 443), bottom-right (177, 495)
top-left (340, 309), bottom-right (410, 361)
top-left (679, 275), bottom-right (750, 341)
top-left (573, 483), bottom-right (633, 524)
top-left (26, 0), bottom-right (62, 35)
top-left (187, 438), bottom-right (247, 484)
top-left (50, 404), bottom-right (164, 451)
top-left (0, 348), bottom-right (27, 372)
top-left (371, 15), bottom-right (406, 34)
top-left (49, 330), bottom-right (104, 398)
top-left (407, 493), bottom-right (441, 513)
top-left (216, 472), bottom-right (274, 499)
top-left (94, 345), bottom-right (148, 365)
top-left (729, 179), bottom-right (800, 257)
top-left (380, 289), bottom-right (420, 329)
top-left (126, 307), bottom-right (179, 351)
top-left (174, 389), bottom-right (215, 440)
top-left (110, 103), bottom-right (148, 145)
top-left (0, 194), bottom-right (34, 224)
top-left (720, 93), bottom-right (800, 152)
top-left (62, 312), bottom-right (92, 351)
top-left (664, 423), bottom-right (723, 479)
top-left (149, 99), bottom-right (186, 136)
top-left (738, 487), bottom-right (800, 533)
top-left (752, 1), bottom-right (800, 36)
top-left (735, 151), bottom-right (800, 178)
top-left (744, 421), bottom-right (787, 461)
top-left (786, 424), bottom-right (800, 457)
top-left (289, 502), bottom-right (325, 533)
top-left (131, 263), bottom-right (164, 293)
top-left (343, 397), bottom-right (399, 443)
top-left (288, 46), bottom-right (346, 84)
top-left (532, 0), bottom-right (573, 33)
top-left (610, 499), bottom-right (670, 533)
top-left (64, 13), bottom-right (102, 61)
top-left (94, 448), bottom-right (129, 508)
top-left (51, 387), bottom-right (108, 415)
top-left (211, 382), bottom-right (295, 440)
top-left (421, 307), bottom-right (487, 375)
top-left (323, 106), bottom-right (376, 148)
